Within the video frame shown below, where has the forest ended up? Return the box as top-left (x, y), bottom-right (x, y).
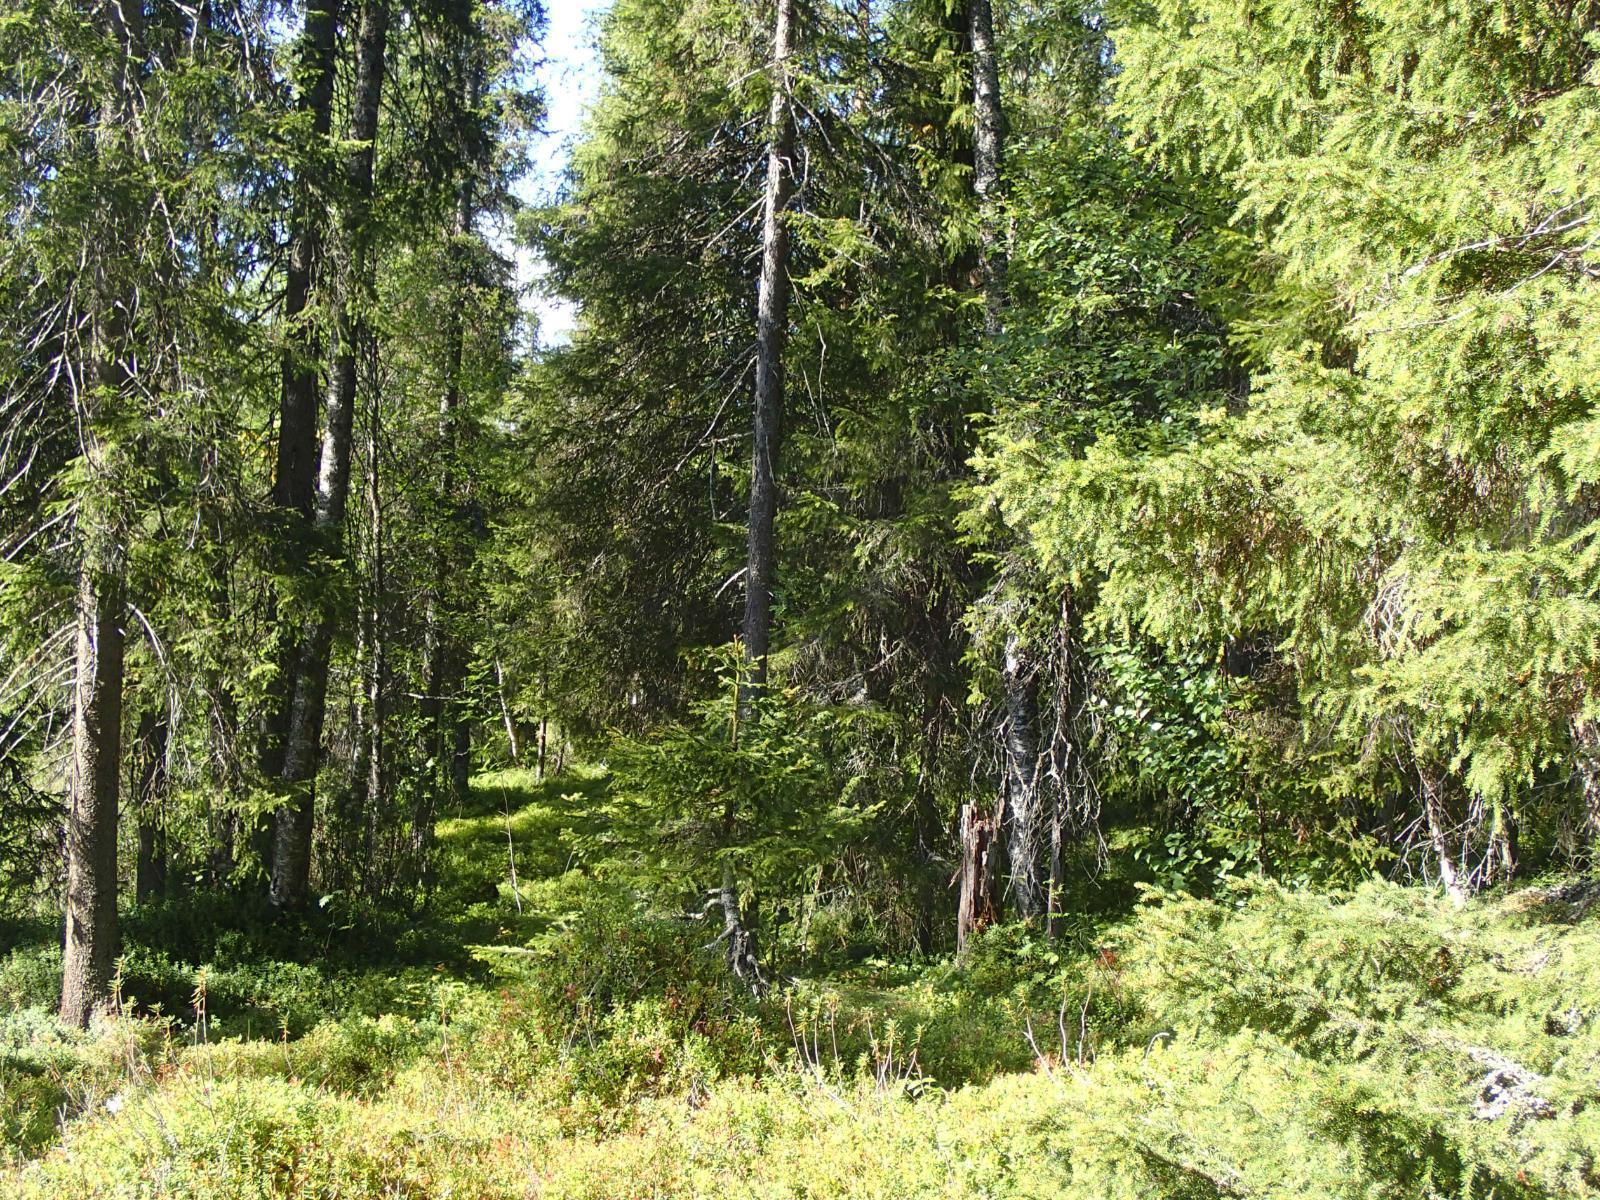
top-left (4, 0), bottom-right (1600, 1194)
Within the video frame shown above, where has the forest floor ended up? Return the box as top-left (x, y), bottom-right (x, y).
top-left (3, 768), bottom-right (1600, 1197)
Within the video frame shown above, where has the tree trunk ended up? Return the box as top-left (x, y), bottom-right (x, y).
top-left (410, 635), bottom-right (456, 867)
top-left (274, 0), bottom-right (340, 519)
top-left (133, 708), bottom-right (168, 902)
top-left (417, 617), bottom-right (448, 807)
top-left (208, 681), bottom-right (238, 885)
top-left (1002, 632), bottom-right (1044, 920)
top-left (1418, 763), bottom-right (1465, 902)
top-left (272, 619), bottom-right (334, 906)
top-left (363, 345), bottom-right (385, 877)
top-left (852, 0), bottom-right (871, 119)
top-left (340, 582), bottom-right (373, 893)
top-left (716, 858), bottom-right (766, 994)
top-left (1046, 780), bottom-right (1063, 941)
top-left (272, 0), bottom-right (390, 909)
top-left (495, 659), bottom-right (519, 765)
top-left (61, 540), bottom-right (126, 1027)
top-left (739, 0), bottom-right (797, 700)
top-left (416, 64), bottom-right (482, 861)
top-left (956, 0), bottom-right (1047, 932)
top-left (60, 0), bottom-right (141, 1030)
top-left (969, 0), bottom-right (1006, 339)
top-left (717, 0), bottom-right (797, 994)
top-left (956, 796), bottom-right (1002, 956)
top-left (260, 0), bottom-right (342, 786)
top-left (1491, 799), bottom-right (1518, 884)
top-left (451, 713), bottom-right (471, 807)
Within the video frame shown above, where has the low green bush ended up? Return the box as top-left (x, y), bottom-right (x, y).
top-left (9, 776), bottom-right (1600, 1198)
top-left (0, 947), bottom-right (60, 1015)
top-left (0, 1009), bottom-right (175, 1162)
top-left (464, 886), bottom-right (771, 1125)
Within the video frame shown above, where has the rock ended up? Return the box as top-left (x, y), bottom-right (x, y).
top-left (1469, 1047), bottom-right (1555, 1125)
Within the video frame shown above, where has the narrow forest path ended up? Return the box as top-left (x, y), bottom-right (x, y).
top-left (430, 766), bottom-right (608, 947)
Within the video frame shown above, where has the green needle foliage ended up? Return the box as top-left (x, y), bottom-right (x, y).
top-left (5, 0), bottom-right (1600, 1192)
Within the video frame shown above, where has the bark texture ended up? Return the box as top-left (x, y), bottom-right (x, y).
top-left (956, 797), bottom-right (1002, 956)
top-left (61, 533), bottom-right (126, 1027)
top-left (260, 0), bottom-right (342, 787)
top-left (740, 0), bottom-right (797, 698)
top-left (959, 0), bottom-right (1049, 930)
top-left (717, 0), bottom-right (799, 991)
top-left (272, 0), bottom-right (390, 908)
top-left (1002, 632), bottom-right (1044, 920)
top-left (415, 66), bottom-right (482, 866)
top-left (60, 0), bottom-right (141, 1029)
top-left (716, 859), bottom-right (766, 995)
top-left (273, 0), bottom-right (340, 523)
top-left (968, 0), bottom-right (1006, 338)
top-left (1418, 762), bottom-right (1465, 902)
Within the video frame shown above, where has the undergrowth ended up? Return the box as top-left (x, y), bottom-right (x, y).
top-left (3, 769), bottom-right (1599, 1197)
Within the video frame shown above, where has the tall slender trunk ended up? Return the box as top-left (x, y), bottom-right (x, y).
top-left (346, 602), bottom-right (371, 890)
top-left (851, 0), bottom-right (870, 120)
top-left (956, 0), bottom-right (1047, 930)
top-left (717, 0), bottom-right (797, 996)
top-left (272, 0), bottom-right (390, 908)
top-left (411, 635), bottom-right (455, 865)
top-left (61, 0), bottom-right (140, 1027)
top-left (417, 611), bottom-right (448, 820)
top-left (1046, 593), bottom-right (1095, 940)
top-left (451, 714), bottom-right (471, 809)
top-left (494, 659), bottom-right (519, 765)
top-left (260, 0), bottom-right (341, 786)
top-left (974, 0), bottom-right (1045, 923)
top-left (364, 349), bottom-right (385, 876)
top-left (739, 0), bottom-right (796, 699)
top-left (133, 708), bottom-right (168, 902)
top-left (969, 0), bottom-right (1006, 339)
top-left (1490, 799), bottom-right (1518, 884)
top-left (1046, 785), bottom-right (1063, 940)
top-left (416, 66), bottom-right (482, 863)
top-left (274, 0), bottom-right (340, 521)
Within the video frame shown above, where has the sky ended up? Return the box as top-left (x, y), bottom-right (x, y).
top-left (518, 0), bottom-right (611, 347)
